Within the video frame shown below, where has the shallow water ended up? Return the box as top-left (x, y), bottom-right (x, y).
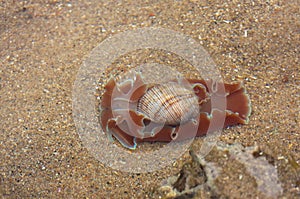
top-left (1, 0), bottom-right (299, 198)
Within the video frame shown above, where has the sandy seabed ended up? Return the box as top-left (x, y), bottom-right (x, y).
top-left (1, 1), bottom-right (299, 198)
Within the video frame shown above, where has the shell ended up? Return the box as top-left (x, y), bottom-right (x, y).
top-left (99, 72), bottom-right (251, 150)
top-left (137, 82), bottom-right (199, 125)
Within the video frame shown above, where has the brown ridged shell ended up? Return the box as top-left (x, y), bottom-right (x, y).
top-left (137, 82), bottom-right (199, 125)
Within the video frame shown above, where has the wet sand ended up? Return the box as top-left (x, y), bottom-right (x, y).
top-left (1, 1), bottom-right (299, 198)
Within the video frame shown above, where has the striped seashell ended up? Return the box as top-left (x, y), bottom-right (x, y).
top-left (100, 72), bottom-right (251, 150)
top-left (137, 82), bottom-right (199, 125)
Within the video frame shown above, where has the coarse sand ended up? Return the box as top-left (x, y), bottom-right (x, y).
top-left (0, 0), bottom-right (299, 198)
